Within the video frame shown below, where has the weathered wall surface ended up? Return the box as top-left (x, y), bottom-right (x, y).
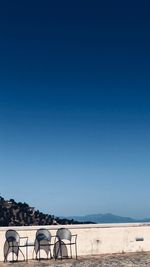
top-left (0, 223), bottom-right (150, 261)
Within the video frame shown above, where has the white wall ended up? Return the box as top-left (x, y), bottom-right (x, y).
top-left (0, 223), bottom-right (150, 261)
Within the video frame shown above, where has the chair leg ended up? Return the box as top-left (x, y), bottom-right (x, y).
top-left (4, 247), bottom-right (9, 262)
top-left (39, 249), bottom-right (40, 261)
top-left (60, 241), bottom-right (62, 260)
top-left (32, 247), bottom-right (35, 259)
top-left (50, 248), bottom-right (52, 259)
top-left (54, 244), bottom-right (56, 260)
top-left (19, 248), bottom-right (25, 261)
top-left (38, 242), bottom-right (41, 261)
top-left (26, 246), bottom-right (28, 261)
top-left (70, 244), bottom-right (72, 259)
top-left (75, 243), bottom-right (77, 259)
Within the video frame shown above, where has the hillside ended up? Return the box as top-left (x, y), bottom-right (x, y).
top-left (0, 196), bottom-right (80, 226)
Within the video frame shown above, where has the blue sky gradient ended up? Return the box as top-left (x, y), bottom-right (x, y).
top-left (0, 1), bottom-right (150, 218)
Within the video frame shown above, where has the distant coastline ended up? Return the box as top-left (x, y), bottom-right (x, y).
top-left (60, 213), bottom-right (150, 224)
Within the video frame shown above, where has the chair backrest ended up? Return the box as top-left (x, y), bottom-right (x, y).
top-left (36, 229), bottom-right (51, 242)
top-left (5, 230), bottom-right (20, 244)
top-left (56, 228), bottom-right (71, 241)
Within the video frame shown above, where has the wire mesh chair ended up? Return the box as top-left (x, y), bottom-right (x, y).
top-left (4, 229), bottom-right (28, 262)
top-left (34, 229), bottom-right (52, 260)
top-left (54, 228), bottom-right (77, 260)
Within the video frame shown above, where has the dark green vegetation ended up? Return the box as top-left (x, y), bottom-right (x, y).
top-left (0, 196), bottom-right (82, 226)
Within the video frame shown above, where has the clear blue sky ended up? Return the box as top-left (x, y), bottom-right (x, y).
top-left (0, 1), bottom-right (150, 218)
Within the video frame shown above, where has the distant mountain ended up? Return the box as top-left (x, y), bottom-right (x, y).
top-left (0, 196), bottom-right (81, 226)
top-left (61, 213), bottom-right (150, 224)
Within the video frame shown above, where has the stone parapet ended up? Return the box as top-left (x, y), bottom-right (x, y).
top-left (0, 223), bottom-right (150, 261)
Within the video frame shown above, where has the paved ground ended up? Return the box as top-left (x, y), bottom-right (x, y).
top-left (1, 252), bottom-right (150, 267)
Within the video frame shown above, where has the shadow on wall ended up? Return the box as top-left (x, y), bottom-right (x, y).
top-left (53, 241), bottom-right (68, 259)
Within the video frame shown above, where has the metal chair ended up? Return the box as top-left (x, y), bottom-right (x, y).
top-left (54, 228), bottom-right (77, 260)
top-left (4, 229), bottom-right (28, 262)
top-left (34, 229), bottom-right (52, 260)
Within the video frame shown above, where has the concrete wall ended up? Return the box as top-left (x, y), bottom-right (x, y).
top-left (0, 223), bottom-right (150, 261)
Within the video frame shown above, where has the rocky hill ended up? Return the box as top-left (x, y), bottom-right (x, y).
top-left (0, 196), bottom-right (80, 226)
